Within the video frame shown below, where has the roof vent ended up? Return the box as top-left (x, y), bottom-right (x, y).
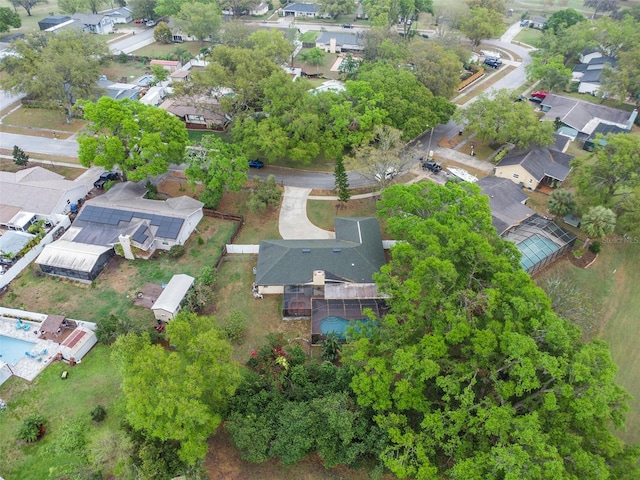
top-left (302, 249), bottom-right (311, 253)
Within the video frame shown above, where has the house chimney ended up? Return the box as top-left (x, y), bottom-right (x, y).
top-left (313, 270), bottom-right (325, 286)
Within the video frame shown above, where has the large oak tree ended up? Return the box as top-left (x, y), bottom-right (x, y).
top-left (78, 97), bottom-right (189, 181)
top-left (342, 182), bottom-right (640, 479)
top-left (0, 31), bottom-right (109, 117)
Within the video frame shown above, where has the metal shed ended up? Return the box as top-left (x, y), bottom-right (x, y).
top-left (151, 274), bottom-right (195, 321)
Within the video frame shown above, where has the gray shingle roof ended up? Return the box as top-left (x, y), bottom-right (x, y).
top-left (316, 32), bottom-right (364, 47)
top-left (541, 94), bottom-right (637, 134)
top-left (283, 3), bottom-right (319, 13)
top-left (496, 147), bottom-right (573, 182)
top-left (477, 176), bottom-right (535, 234)
top-left (580, 69), bottom-right (603, 83)
top-left (255, 217), bottom-right (385, 286)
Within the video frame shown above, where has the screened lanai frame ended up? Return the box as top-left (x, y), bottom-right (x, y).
top-left (311, 298), bottom-right (388, 345)
top-left (504, 214), bottom-right (577, 274)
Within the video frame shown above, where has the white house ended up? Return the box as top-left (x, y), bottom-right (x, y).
top-left (151, 274), bottom-right (195, 321)
top-left (103, 6), bottom-right (133, 24)
top-left (250, 2), bottom-right (269, 15)
top-left (71, 14), bottom-right (114, 34)
top-left (0, 167), bottom-right (90, 229)
top-left (282, 3), bottom-right (330, 18)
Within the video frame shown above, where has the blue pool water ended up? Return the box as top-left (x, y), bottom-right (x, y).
top-left (320, 316), bottom-right (372, 338)
top-left (517, 234), bottom-right (560, 271)
top-left (0, 334), bottom-right (36, 365)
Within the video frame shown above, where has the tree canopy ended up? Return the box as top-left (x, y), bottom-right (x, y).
top-left (174, 1), bottom-right (222, 45)
top-left (455, 89), bottom-right (554, 147)
top-left (184, 135), bottom-right (249, 209)
top-left (460, 7), bottom-right (504, 47)
top-left (341, 182), bottom-right (639, 479)
top-left (0, 7), bottom-right (21, 32)
top-left (0, 31), bottom-right (109, 117)
top-left (526, 54), bottom-right (572, 92)
top-left (78, 97), bottom-right (189, 181)
top-left (543, 8), bottom-right (586, 34)
top-left (407, 40), bottom-right (463, 98)
top-left (112, 312), bottom-right (241, 465)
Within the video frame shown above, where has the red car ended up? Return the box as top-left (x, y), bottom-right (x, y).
top-left (133, 19), bottom-right (147, 24)
top-left (531, 90), bottom-right (549, 99)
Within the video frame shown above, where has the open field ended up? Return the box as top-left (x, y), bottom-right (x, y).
top-left (1, 107), bottom-right (86, 133)
top-left (101, 60), bottom-right (150, 83)
top-left (513, 27), bottom-right (542, 47)
top-left (536, 241), bottom-right (640, 444)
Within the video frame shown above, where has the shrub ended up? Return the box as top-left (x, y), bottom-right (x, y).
top-left (168, 245), bottom-right (186, 259)
top-left (589, 241), bottom-right (601, 254)
top-left (222, 310), bottom-right (247, 344)
top-left (199, 265), bottom-right (216, 286)
top-left (91, 405), bottom-right (107, 423)
top-left (197, 236), bottom-right (204, 246)
top-left (17, 413), bottom-right (46, 443)
top-left (144, 180), bottom-right (159, 200)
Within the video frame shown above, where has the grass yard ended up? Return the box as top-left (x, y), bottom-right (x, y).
top-left (536, 240), bottom-right (640, 445)
top-left (513, 27), bottom-right (542, 47)
top-left (100, 59), bottom-right (150, 83)
top-left (299, 30), bottom-right (320, 42)
top-left (1, 107), bottom-right (86, 133)
top-left (0, 345), bottom-right (123, 480)
top-left (307, 197), bottom-right (379, 232)
top-left (293, 47), bottom-right (340, 79)
top-left (132, 42), bottom-right (205, 58)
top-left (0, 159), bottom-right (84, 179)
top-left (0, 0), bottom-right (63, 36)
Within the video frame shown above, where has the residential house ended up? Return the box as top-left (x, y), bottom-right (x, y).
top-left (255, 217), bottom-right (388, 341)
top-left (529, 17), bottom-right (547, 30)
top-left (477, 176), bottom-right (535, 235)
top-left (71, 14), bottom-right (114, 34)
top-left (250, 2), bottom-right (269, 15)
top-left (151, 274), bottom-right (195, 321)
top-left (315, 32), bottom-right (364, 53)
top-left (138, 85), bottom-right (169, 106)
top-left (35, 182), bottom-right (203, 282)
top-left (149, 59), bottom-right (182, 73)
top-left (572, 56), bottom-right (617, 94)
top-left (159, 97), bottom-right (230, 131)
top-left (255, 217), bottom-right (386, 296)
top-left (97, 75), bottom-right (142, 101)
top-left (103, 6), bottom-right (133, 24)
top-left (38, 16), bottom-right (72, 31)
top-left (170, 69), bottom-right (191, 82)
top-left (579, 48), bottom-right (602, 64)
top-left (494, 146), bottom-right (573, 190)
top-left (0, 166), bottom-right (91, 230)
top-left (540, 93), bottom-right (638, 139)
top-left (582, 123), bottom-right (628, 151)
top-left (282, 3), bottom-right (330, 18)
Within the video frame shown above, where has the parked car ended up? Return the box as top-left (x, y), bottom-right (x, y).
top-left (531, 90), bottom-right (549, 100)
top-left (520, 19), bottom-right (529, 27)
top-left (94, 171), bottom-right (119, 189)
top-left (146, 20), bottom-right (157, 27)
top-left (248, 159), bottom-right (264, 169)
top-left (484, 57), bottom-right (502, 68)
top-left (421, 159), bottom-right (442, 173)
top-left (342, 24), bottom-right (354, 28)
top-left (133, 19), bottom-right (146, 24)
top-left (375, 168), bottom-right (398, 182)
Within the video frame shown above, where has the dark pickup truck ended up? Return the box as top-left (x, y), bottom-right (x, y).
top-left (93, 171), bottom-right (119, 189)
top-left (421, 158), bottom-right (442, 173)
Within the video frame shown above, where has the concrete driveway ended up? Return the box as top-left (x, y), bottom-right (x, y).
top-left (279, 187), bottom-right (335, 239)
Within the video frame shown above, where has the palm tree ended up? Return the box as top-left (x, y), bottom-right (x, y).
top-left (581, 205), bottom-right (616, 238)
top-left (548, 189), bottom-right (575, 217)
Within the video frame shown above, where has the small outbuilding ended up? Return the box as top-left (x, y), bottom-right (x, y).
top-left (151, 274), bottom-right (195, 321)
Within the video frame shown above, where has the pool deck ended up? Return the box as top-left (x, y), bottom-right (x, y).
top-left (0, 317), bottom-right (61, 383)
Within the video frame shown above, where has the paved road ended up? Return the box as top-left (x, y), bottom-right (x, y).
top-left (0, 131), bottom-right (79, 157)
top-left (107, 27), bottom-right (155, 54)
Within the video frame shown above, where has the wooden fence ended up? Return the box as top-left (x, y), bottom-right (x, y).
top-left (202, 209), bottom-right (244, 271)
top-left (457, 68), bottom-right (485, 92)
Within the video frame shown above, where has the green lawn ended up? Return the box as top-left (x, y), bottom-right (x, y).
top-left (536, 240), bottom-right (640, 444)
top-left (132, 42), bottom-right (205, 58)
top-left (1, 107), bottom-right (87, 132)
top-left (299, 31), bottom-right (320, 42)
top-left (101, 59), bottom-right (150, 83)
top-left (0, 345), bottom-right (123, 480)
top-left (513, 27), bottom-right (542, 47)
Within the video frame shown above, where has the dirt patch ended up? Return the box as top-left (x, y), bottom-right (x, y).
top-left (568, 249), bottom-right (598, 269)
top-left (157, 171), bottom-right (203, 200)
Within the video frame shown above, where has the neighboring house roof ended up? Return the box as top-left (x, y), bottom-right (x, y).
top-left (283, 3), bottom-right (320, 13)
top-left (69, 182), bottom-right (203, 248)
top-left (541, 94), bottom-right (638, 135)
top-left (572, 63), bottom-right (588, 74)
top-left (477, 176), bottom-right (535, 234)
top-left (98, 76), bottom-right (141, 101)
top-left (531, 16), bottom-right (547, 24)
top-left (35, 238), bottom-right (113, 273)
top-left (0, 230), bottom-right (34, 255)
top-left (316, 32), bottom-right (364, 47)
top-left (72, 14), bottom-right (109, 26)
top-left (580, 69), bottom-right (603, 84)
top-left (255, 217), bottom-right (386, 286)
top-left (38, 15), bottom-right (71, 29)
top-left (159, 97), bottom-right (228, 125)
top-left (103, 6), bottom-right (133, 17)
top-left (150, 60), bottom-right (181, 68)
top-left (151, 274), bottom-right (195, 315)
top-left (496, 146), bottom-right (573, 182)
top-left (587, 56), bottom-right (616, 69)
top-left (0, 167), bottom-right (87, 221)
top-left (587, 122), bottom-right (627, 140)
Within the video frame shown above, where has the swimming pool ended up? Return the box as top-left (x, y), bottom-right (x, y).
top-left (0, 334), bottom-right (36, 365)
top-left (319, 316), bottom-right (373, 338)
